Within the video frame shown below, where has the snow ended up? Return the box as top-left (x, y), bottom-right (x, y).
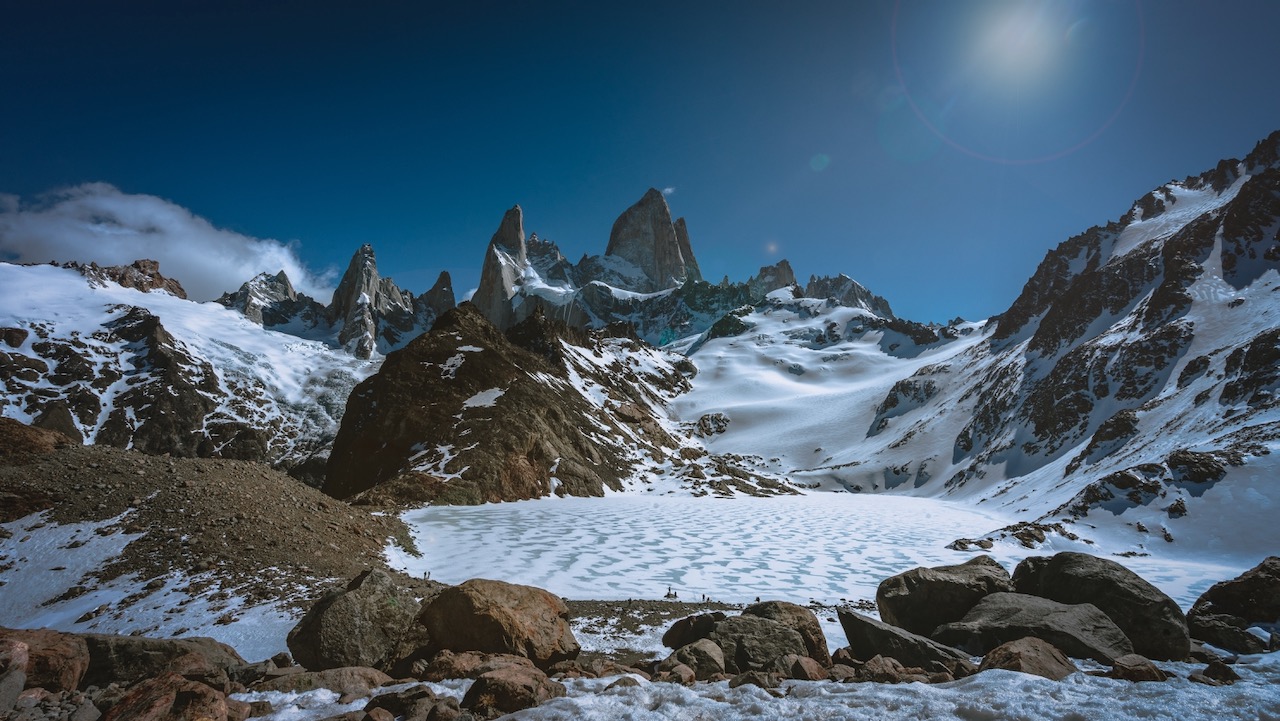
top-left (1109, 174), bottom-right (1249, 260)
top-left (461, 387), bottom-right (505, 408)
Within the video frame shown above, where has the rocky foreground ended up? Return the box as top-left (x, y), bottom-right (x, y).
top-left (3, 549), bottom-right (1277, 720)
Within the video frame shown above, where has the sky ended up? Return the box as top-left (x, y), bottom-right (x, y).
top-left (2, 1), bottom-right (1278, 321)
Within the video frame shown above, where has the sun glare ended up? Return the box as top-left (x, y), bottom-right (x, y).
top-left (975, 2), bottom-right (1061, 86)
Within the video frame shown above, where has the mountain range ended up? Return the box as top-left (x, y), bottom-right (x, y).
top-left (2, 129), bottom-right (1278, 555)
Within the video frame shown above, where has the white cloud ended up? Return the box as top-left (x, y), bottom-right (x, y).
top-left (0, 183), bottom-right (335, 302)
top-left (662, 186), bottom-right (676, 196)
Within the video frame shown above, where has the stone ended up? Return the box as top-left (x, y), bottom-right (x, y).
top-left (932, 593), bottom-right (1134, 663)
top-left (877, 556), bottom-right (1013, 637)
top-left (1, 669), bottom-right (25, 714)
top-left (1202, 660), bottom-right (1241, 684)
top-left (287, 569), bottom-right (421, 672)
top-left (604, 188), bottom-right (694, 293)
top-left (727, 670), bottom-right (780, 689)
top-left (364, 685), bottom-right (439, 720)
top-left (80, 633), bottom-right (246, 689)
top-left (742, 600), bottom-right (831, 666)
top-left (461, 665), bottom-right (566, 720)
top-left (255, 666), bottom-right (393, 697)
top-left (417, 579), bottom-right (579, 670)
top-left (417, 650), bottom-right (535, 682)
top-left (653, 662), bottom-right (696, 685)
top-left (828, 664), bottom-right (860, 682)
top-left (770, 653), bottom-right (828, 681)
top-left (661, 612), bottom-right (726, 649)
top-left (858, 655), bottom-right (928, 684)
top-left (707, 615), bottom-right (808, 675)
top-left (978, 637), bottom-right (1078, 680)
top-left (1107, 654), bottom-right (1169, 682)
top-left (1012, 552), bottom-right (1189, 660)
top-left (471, 206), bottom-right (528, 331)
top-left (0, 628), bottom-right (89, 692)
top-left (0, 639), bottom-right (29, 675)
top-left (101, 672), bottom-right (227, 721)
top-left (1187, 556), bottom-right (1280, 654)
top-left (836, 610), bottom-right (972, 669)
top-left (605, 676), bottom-right (642, 691)
top-left (665, 639), bottom-right (725, 681)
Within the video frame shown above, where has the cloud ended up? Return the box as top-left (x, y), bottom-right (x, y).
top-left (0, 183), bottom-right (335, 302)
top-left (662, 187), bottom-right (676, 196)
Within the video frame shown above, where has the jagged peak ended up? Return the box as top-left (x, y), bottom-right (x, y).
top-left (490, 205), bottom-right (527, 264)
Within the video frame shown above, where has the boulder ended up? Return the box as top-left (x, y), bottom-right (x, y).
top-left (80, 633), bottom-right (246, 689)
top-left (416, 650), bottom-right (535, 682)
top-left (877, 556), bottom-right (1013, 637)
top-left (977, 637), bottom-right (1078, 680)
top-left (770, 653), bottom-right (828, 681)
top-left (365, 685), bottom-right (447, 720)
top-left (664, 639), bottom-right (725, 681)
top-left (0, 628), bottom-right (89, 692)
top-left (101, 672), bottom-right (228, 721)
top-left (287, 569), bottom-right (421, 672)
top-left (836, 610), bottom-right (972, 669)
top-left (461, 665), bottom-right (566, 720)
top-left (1187, 556), bottom-right (1280, 654)
top-left (254, 666), bottom-right (392, 697)
top-left (932, 592), bottom-right (1134, 663)
top-left (1107, 654), bottom-right (1169, 682)
top-left (858, 655), bottom-right (929, 684)
top-left (743, 601), bottom-right (831, 666)
top-left (1012, 552), bottom-right (1189, 660)
top-left (653, 662), bottom-right (696, 685)
top-left (707, 616), bottom-right (808, 675)
top-left (727, 670), bottom-right (780, 690)
top-left (1, 668), bottom-right (24, 714)
top-left (661, 612), bottom-right (726, 649)
top-left (416, 579), bottom-right (579, 670)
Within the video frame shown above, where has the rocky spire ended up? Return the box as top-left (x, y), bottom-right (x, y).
top-left (472, 205), bottom-right (528, 330)
top-left (604, 188), bottom-right (693, 293)
top-left (329, 244), bottom-right (416, 359)
top-left (746, 259), bottom-right (798, 299)
top-left (673, 218), bottom-right (702, 283)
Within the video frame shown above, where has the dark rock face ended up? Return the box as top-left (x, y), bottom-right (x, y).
top-left (1012, 552), bottom-right (1189, 661)
top-left (79, 633), bottom-right (245, 689)
top-left (706, 616), bottom-right (809, 675)
top-left (216, 270), bottom-right (327, 328)
top-left (978, 637), bottom-right (1078, 680)
top-left (876, 556), bottom-right (1013, 637)
top-left (804, 274), bottom-right (894, 318)
top-left (932, 592), bottom-right (1134, 663)
top-left (1187, 556), bottom-right (1280, 654)
top-left (604, 188), bottom-right (697, 293)
top-left (1107, 653), bottom-right (1169, 682)
top-left (287, 569), bottom-right (421, 672)
top-left (328, 244), bottom-right (453, 359)
top-left (835, 610), bottom-right (972, 669)
top-left (742, 601), bottom-right (831, 667)
top-left (415, 579), bottom-right (579, 670)
top-left (71, 259), bottom-right (188, 299)
top-left (662, 612), bottom-right (727, 650)
top-left (0, 629), bottom-right (89, 693)
top-left (326, 303), bottom-right (693, 504)
top-left (472, 206), bottom-right (529, 331)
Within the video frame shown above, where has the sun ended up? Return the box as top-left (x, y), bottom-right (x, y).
top-left (973, 2), bottom-right (1063, 87)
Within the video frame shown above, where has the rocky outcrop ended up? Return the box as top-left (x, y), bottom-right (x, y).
top-left (804, 274), bottom-right (894, 317)
top-left (71, 259), bottom-right (188, 298)
top-left (876, 556), bottom-right (1013, 637)
top-left (328, 244), bottom-right (452, 359)
top-left (415, 579), bottom-right (580, 670)
top-left (707, 616), bottom-right (809, 675)
top-left (836, 610), bottom-right (973, 670)
top-left (746, 261), bottom-right (797, 300)
top-left (472, 205), bottom-right (529, 331)
top-left (79, 633), bottom-right (245, 689)
top-left (0, 629), bottom-right (88, 693)
top-left (978, 637), bottom-right (1078, 680)
top-left (1012, 552), bottom-right (1189, 660)
top-left (1187, 556), bottom-right (1280, 654)
top-left (101, 671), bottom-right (230, 721)
top-left (742, 601), bottom-right (830, 667)
top-left (604, 188), bottom-right (697, 293)
top-left (286, 569), bottom-right (422, 672)
top-left (216, 270), bottom-right (327, 328)
top-left (932, 592), bottom-right (1134, 663)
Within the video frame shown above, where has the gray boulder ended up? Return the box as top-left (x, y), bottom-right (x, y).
top-left (662, 639), bottom-right (725, 681)
top-left (743, 600), bottom-right (831, 666)
top-left (1187, 556), bottom-right (1280, 654)
top-left (1013, 552), bottom-right (1189, 660)
top-left (662, 612), bottom-right (726, 649)
top-left (877, 555), bottom-right (1013, 637)
top-left (836, 610), bottom-right (972, 669)
top-left (933, 592), bottom-right (1134, 663)
top-left (287, 569), bottom-right (420, 672)
top-left (707, 616), bottom-right (808, 675)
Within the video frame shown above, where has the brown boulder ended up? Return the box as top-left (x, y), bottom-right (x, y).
top-left (742, 601), bottom-right (831, 666)
top-left (461, 665), bottom-right (566, 720)
top-left (978, 637), bottom-right (1078, 680)
top-left (102, 672), bottom-right (228, 721)
top-left (80, 633), bottom-right (246, 689)
top-left (255, 666), bottom-right (392, 697)
top-left (836, 610), bottom-right (972, 669)
top-left (416, 650), bottom-right (535, 682)
top-left (1107, 654), bottom-right (1169, 682)
top-left (770, 653), bottom-right (828, 681)
top-left (417, 579), bottom-right (578, 670)
top-left (663, 639), bottom-right (725, 681)
top-left (877, 556), bottom-right (1013, 637)
top-left (661, 612), bottom-right (726, 649)
top-left (0, 628), bottom-right (89, 692)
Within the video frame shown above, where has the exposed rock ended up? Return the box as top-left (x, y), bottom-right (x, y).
top-left (673, 218), bottom-right (702, 282)
top-left (661, 639), bottom-right (725, 681)
top-left (856, 654), bottom-right (930, 684)
top-left (770, 653), bottom-right (828, 681)
top-left (328, 244), bottom-right (440, 359)
top-left (287, 569), bottom-right (422, 672)
top-left (79, 633), bottom-right (246, 689)
top-left (932, 592), bottom-right (1134, 663)
top-left (707, 615), bottom-right (808, 675)
top-left (1012, 552), bottom-right (1189, 660)
top-left (415, 650), bottom-right (535, 682)
top-left (216, 270), bottom-right (326, 328)
top-left (653, 661), bottom-right (696, 685)
top-left (1107, 653), bottom-right (1169, 682)
top-left (836, 610), bottom-right (972, 669)
top-left (727, 670), bottom-right (780, 690)
top-left (254, 666), bottom-right (393, 697)
top-left (101, 672), bottom-right (228, 721)
top-left (742, 600), bottom-right (831, 667)
top-left (746, 261), bottom-right (797, 300)
top-left (0, 628), bottom-right (89, 692)
top-left (978, 637), bottom-right (1078, 680)
top-left (364, 685), bottom-right (448, 720)
top-left (604, 188), bottom-right (694, 293)
top-left (460, 665), bottom-right (566, 720)
top-left (1201, 659), bottom-right (1241, 684)
top-left (0, 417), bottom-right (75, 465)
top-left (416, 579), bottom-right (579, 670)
top-left (804, 274), bottom-right (894, 318)
top-left (472, 205), bottom-right (528, 331)
top-left (1187, 556), bottom-right (1280, 654)
top-left (876, 555), bottom-right (1013, 637)
top-left (73, 259), bottom-right (188, 299)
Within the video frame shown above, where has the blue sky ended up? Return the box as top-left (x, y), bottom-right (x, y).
top-left (2, 1), bottom-right (1278, 322)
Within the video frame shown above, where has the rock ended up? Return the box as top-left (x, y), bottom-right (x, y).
top-left (664, 639), bottom-right (725, 681)
top-left (364, 685), bottom-right (440, 720)
top-left (743, 600), bottom-right (831, 666)
top-left (416, 650), bottom-right (535, 682)
top-left (661, 612), bottom-right (726, 649)
top-left (101, 672), bottom-right (227, 721)
top-left (1187, 556), bottom-right (1280, 654)
top-left (287, 569), bottom-right (421, 672)
top-left (0, 639), bottom-right (29, 675)
top-left (472, 206), bottom-right (529, 331)
top-left (1012, 552), bottom-right (1189, 660)
top-left (327, 244), bottom-right (435, 359)
top-left (804, 274), bottom-right (895, 318)
top-left (836, 610), bottom-right (972, 669)
top-left (858, 655), bottom-right (928, 684)
top-left (932, 592), bottom-right (1134, 663)
top-left (653, 662), bottom-right (696, 685)
top-left (461, 665), bottom-right (566, 720)
top-left (1107, 654), bottom-right (1169, 682)
top-left (254, 666), bottom-right (393, 697)
top-left (0, 628), bottom-right (89, 692)
top-left (978, 637), bottom-right (1078, 680)
top-left (727, 670), bottom-right (780, 689)
top-left (76, 259), bottom-right (188, 299)
top-left (770, 653), bottom-right (828, 681)
top-left (0, 668), bottom-right (25, 714)
top-left (707, 615), bottom-right (808, 675)
top-left (589, 659), bottom-right (649, 681)
top-left (828, 664), bottom-right (860, 682)
top-left (416, 579), bottom-right (579, 670)
top-left (1201, 660), bottom-right (1241, 684)
top-left (877, 555), bottom-right (1013, 637)
top-left (605, 676), bottom-right (642, 691)
top-left (604, 188), bottom-right (695, 293)
top-left (80, 633), bottom-right (246, 689)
